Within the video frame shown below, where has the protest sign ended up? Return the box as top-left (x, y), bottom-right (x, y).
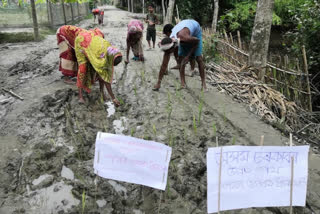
top-left (207, 145), bottom-right (309, 213)
top-left (94, 132), bottom-right (172, 190)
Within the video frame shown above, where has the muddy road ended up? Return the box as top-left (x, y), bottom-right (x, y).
top-left (0, 5), bottom-right (320, 214)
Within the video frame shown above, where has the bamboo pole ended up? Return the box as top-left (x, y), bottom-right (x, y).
top-left (289, 133), bottom-right (294, 214)
top-left (218, 146), bottom-right (223, 214)
top-left (302, 45), bottom-right (312, 111)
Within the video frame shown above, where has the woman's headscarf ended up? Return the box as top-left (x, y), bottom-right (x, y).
top-left (127, 19), bottom-right (143, 34)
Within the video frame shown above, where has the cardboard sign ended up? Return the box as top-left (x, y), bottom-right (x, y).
top-left (94, 132), bottom-right (172, 190)
top-left (207, 146), bottom-right (309, 213)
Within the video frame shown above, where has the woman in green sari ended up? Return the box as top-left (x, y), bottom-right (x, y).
top-left (75, 30), bottom-right (122, 106)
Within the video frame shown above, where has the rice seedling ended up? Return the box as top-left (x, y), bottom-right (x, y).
top-left (133, 85), bottom-right (137, 96)
top-left (100, 92), bottom-right (104, 104)
top-left (103, 123), bottom-right (108, 132)
top-left (118, 97), bottom-right (125, 105)
top-left (65, 108), bottom-right (83, 160)
top-left (198, 90), bottom-right (204, 125)
top-left (223, 105), bottom-right (227, 124)
top-left (175, 81), bottom-right (182, 101)
top-left (212, 122), bottom-right (217, 136)
top-left (193, 114), bottom-right (197, 134)
top-left (152, 124), bottom-right (157, 137)
top-left (130, 127), bottom-right (135, 136)
top-left (81, 190), bottom-right (86, 214)
top-left (140, 70), bottom-right (145, 83)
top-left (166, 179), bottom-right (171, 198)
top-left (76, 118), bottom-right (87, 137)
top-left (168, 134), bottom-right (175, 147)
top-left (231, 136), bottom-right (236, 145)
top-left (50, 138), bottom-right (57, 147)
top-left (166, 91), bottom-right (173, 123)
top-left (183, 126), bottom-right (187, 140)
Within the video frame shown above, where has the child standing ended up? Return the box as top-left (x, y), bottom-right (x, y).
top-left (145, 4), bottom-right (158, 49)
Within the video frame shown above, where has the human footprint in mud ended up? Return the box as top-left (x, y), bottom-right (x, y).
top-left (125, 20), bottom-right (145, 63)
top-left (75, 30), bottom-right (122, 106)
top-left (153, 20), bottom-right (207, 91)
top-left (56, 25), bottom-right (104, 84)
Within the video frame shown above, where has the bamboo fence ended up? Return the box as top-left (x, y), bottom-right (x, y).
top-left (204, 29), bottom-right (312, 112)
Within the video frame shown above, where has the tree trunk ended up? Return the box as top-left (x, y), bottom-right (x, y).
top-left (161, 0), bottom-right (165, 23)
top-left (248, 0), bottom-right (275, 82)
top-left (127, 0), bottom-right (130, 11)
top-left (131, 0), bottom-right (133, 13)
top-left (61, 0), bottom-right (67, 24)
top-left (49, 0), bottom-right (54, 26)
top-left (70, 3), bottom-right (74, 22)
top-left (164, 0), bottom-right (175, 24)
top-left (77, 2), bottom-right (80, 19)
top-left (211, 0), bottom-right (219, 33)
top-left (30, 0), bottom-right (39, 41)
top-left (142, 0), bottom-right (144, 14)
top-left (46, 0), bottom-right (50, 26)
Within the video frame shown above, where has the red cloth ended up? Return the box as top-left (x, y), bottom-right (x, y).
top-left (92, 9), bottom-right (100, 15)
top-left (56, 25), bottom-right (104, 77)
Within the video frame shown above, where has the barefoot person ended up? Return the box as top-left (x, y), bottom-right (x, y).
top-left (98, 10), bottom-right (104, 25)
top-left (74, 30), bottom-right (122, 106)
top-left (152, 37), bottom-right (179, 91)
top-left (145, 4), bottom-right (158, 49)
top-left (126, 20), bottom-right (144, 63)
top-left (162, 24), bottom-right (195, 75)
top-left (168, 19), bottom-right (206, 90)
top-left (92, 8), bottom-right (100, 23)
top-left (56, 25), bottom-right (104, 83)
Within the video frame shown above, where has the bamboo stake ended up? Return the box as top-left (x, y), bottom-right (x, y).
top-left (260, 135), bottom-right (264, 146)
top-left (284, 55), bottom-right (288, 69)
top-left (229, 33), bottom-right (234, 45)
top-left (237, 30), bottom-right (242, 49)
top-left (223, 29), bottom-right (229, 43)
top-left (296, 58), bottom-right (300, 72)
top-left (218, 146), bottom-right (223, 214)
top-left (289, 133), bottom-right (294, 214)
top-left (302, 45), bottom-right (312, 112)
top-left (176, 4), bottom-right (180, 22)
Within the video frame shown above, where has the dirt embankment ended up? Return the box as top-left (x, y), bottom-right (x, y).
top-left (0, 5), bottom-right (320, 214)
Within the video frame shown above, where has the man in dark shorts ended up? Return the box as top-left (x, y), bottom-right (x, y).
top-left (145, 4), bottom-right (158, 49)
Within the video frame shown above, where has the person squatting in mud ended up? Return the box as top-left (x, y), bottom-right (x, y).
top-left (92, 8), bottom-right (104, 25)
top-left (145, 4), bottom-right (159, 49)
top-left (57, 25), bottom-right (122, 106)
top-left (125, 20), bottom-right (145, 63)
top-left (56, 25), bottom-right (104, 83)
top-left (153, 20), bottom-right (207, 91)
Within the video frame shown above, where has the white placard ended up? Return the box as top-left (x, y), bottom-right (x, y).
top-left (207, 145), bottom-right (309, 213)
top-left (94, 132), bottom-right (172, 190)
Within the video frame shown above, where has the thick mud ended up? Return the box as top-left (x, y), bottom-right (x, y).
top-left (0, 5), bottom-right (320, 214)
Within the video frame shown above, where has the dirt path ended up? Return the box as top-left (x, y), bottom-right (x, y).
top-left (0, 5), bottom-right (319, 214)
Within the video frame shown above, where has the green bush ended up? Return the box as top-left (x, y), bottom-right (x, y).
top-left (203, 34), bottom-right (219, 63)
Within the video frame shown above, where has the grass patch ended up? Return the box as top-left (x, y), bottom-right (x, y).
top-left (212, 122), bottom-right (217, 137)
top-left (0, 28), bottom-right (56, 43)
